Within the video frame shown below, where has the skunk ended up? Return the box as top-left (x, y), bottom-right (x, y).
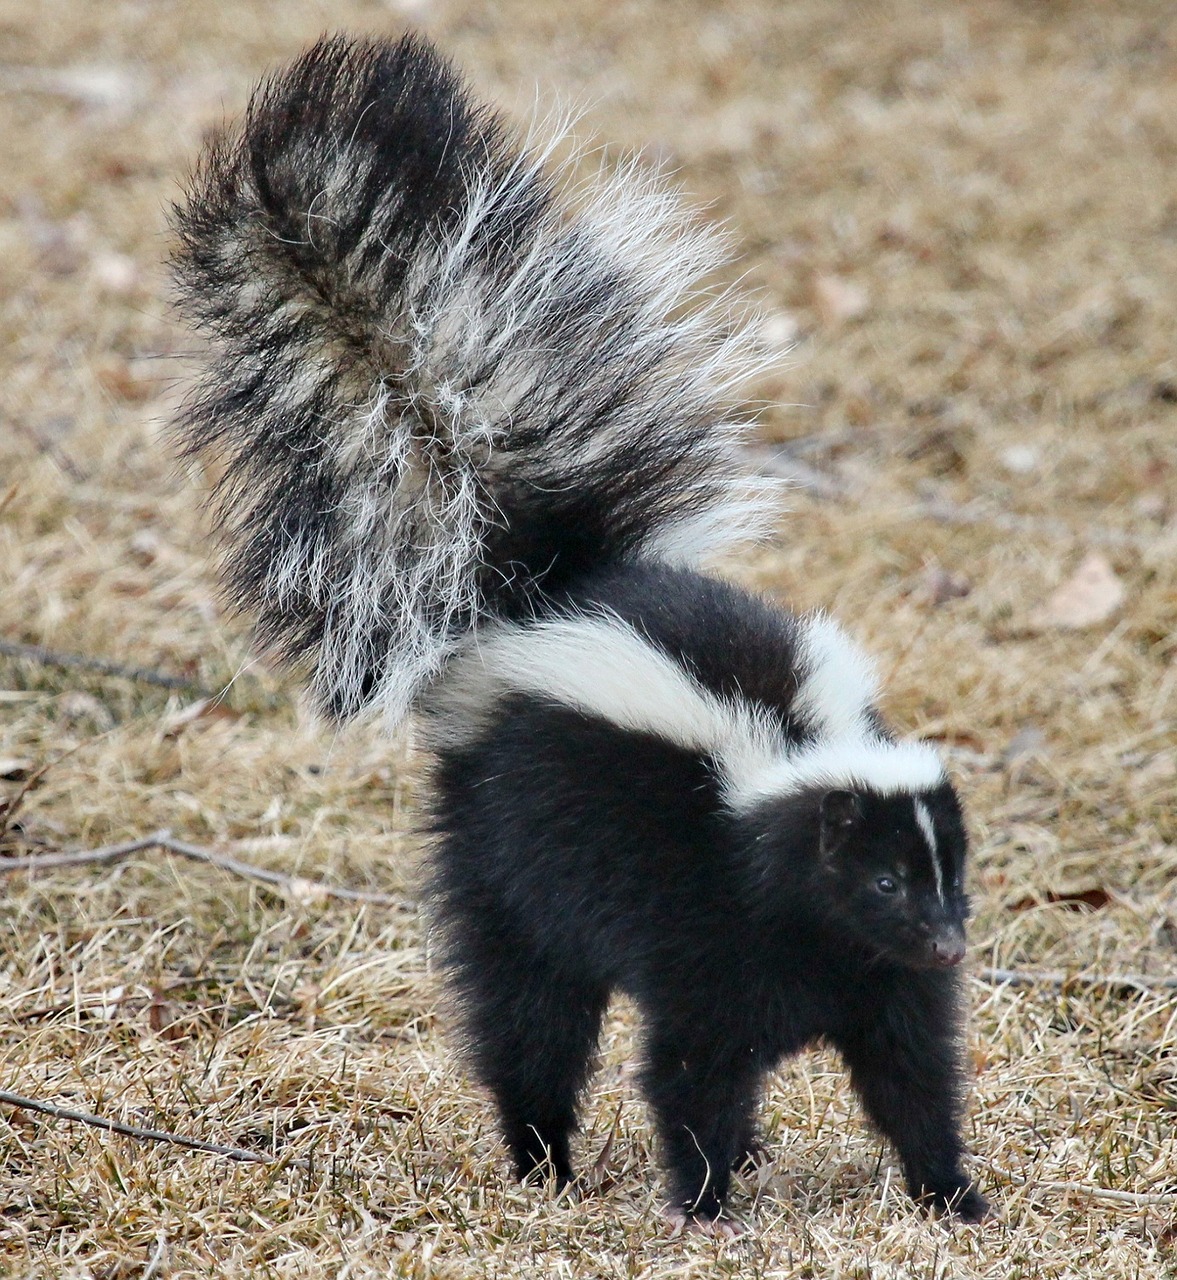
top-left (171, 33), bottom-right (989, 1227)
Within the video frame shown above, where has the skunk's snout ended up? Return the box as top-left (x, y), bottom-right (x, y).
top-left (929, 926), bottom-right (966, 968)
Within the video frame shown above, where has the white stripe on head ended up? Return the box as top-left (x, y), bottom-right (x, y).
top-left (913, 798), bottom-right (944, 902)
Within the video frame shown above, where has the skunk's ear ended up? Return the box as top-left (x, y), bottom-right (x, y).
top-left (819, 789), bottom-right (863, 859)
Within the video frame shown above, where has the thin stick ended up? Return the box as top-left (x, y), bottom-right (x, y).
top-left (143, 1233), bottom-right (169, 1280)
top-left (978, 967), bottom-right (1177, 993)
top-left (0, 1087), bottom-right (311, 1172)
top-left (0, 828), bottom-right (411, 909)
top-left (736, 444), bottom-right (848, 499)
top-left (913, 498), bottom-right (1155, 551)
top-left (589, 1103), bottom-right (624, 1185)
top-left (983, 1159), bottom-right (1176, 1209)
top-left (0, 637), bottom-right (211, 695)
top-left (0, 832), bottom-right (164, 872)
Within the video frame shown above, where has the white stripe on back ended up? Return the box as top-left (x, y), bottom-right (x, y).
top-left (433, 612), bottom-right (948, 812)
top-left (793, 613), bottom-right (881, 741)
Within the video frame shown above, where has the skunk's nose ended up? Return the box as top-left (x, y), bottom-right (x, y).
top-left (930, 928), bottom-right (966, 967)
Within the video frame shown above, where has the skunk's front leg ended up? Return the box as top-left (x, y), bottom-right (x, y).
top-left (833, 972), bottom-right (990, 1222)
top-left (640, 1023), bottom-right (761, 1225)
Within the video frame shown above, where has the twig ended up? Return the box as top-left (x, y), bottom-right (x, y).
top-left (983, 1158), bottom-right (1176, 1209)
top-left (0, 1087), bottom-right (311, 1172)
top-left (143, 1232), bottom-right (169, 1280)
top-left (589, 1103), bottom-right (624, 1185)
top-left (913, 498), bottom-right (1159, 551)
top-left (0, 637), bottom-right (211, 695)
top-left (762, 427), bottom-right (864, 459)
top-left (736, 444), bottom-right (850, 499)
top-left (11, 419), bottom-right (88, 484)
top-left (0, 828), bottom-right (412, 909)
top-left (978, 967), bottom-right (1177, 993)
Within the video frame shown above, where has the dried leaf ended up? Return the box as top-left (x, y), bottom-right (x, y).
top-left (96, 356), bottom-right (158, 404)
top-left (162, 698), bottom-right (240, 738)
top-left (812, 274), bottom-right (869, 326)
top-left (1003, 726), bottom-right (1046, 766)
top-left (1031, 553), bottom-right (1125, 630)
top-left (1000, 445), bottom-right (1040, 475)
top-left (756, 311), bottom-right (800, 352)
top-left (920, 563), bottom-right (972, 607)
top-left (147, 988), bottom-right (187, 1042)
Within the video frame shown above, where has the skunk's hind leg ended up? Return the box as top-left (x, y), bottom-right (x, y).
top-left (448, 924), bottom-right (608, 1187)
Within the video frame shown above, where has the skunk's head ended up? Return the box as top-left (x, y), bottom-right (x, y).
top-left (811, 782), bottom-right (971, 970)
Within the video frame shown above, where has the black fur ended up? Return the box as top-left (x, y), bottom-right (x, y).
top-left (172, 33), bottom-right (989, 1228)
top-left (429, 565), bottom-right (988, 1224)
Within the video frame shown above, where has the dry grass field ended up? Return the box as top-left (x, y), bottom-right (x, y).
top-left (2, 0), bottom-right (1176, 1275)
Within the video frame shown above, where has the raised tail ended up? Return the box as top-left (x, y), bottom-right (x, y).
top-left (172, 33), bottom-right (775, 725)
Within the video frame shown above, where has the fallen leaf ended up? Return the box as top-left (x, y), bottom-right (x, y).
top-left (756, 311), bottom-right (801, 352)
top-left (128, 529), bottom-right (163, 566)
top-left (146, 989), bottom-right (185, 1041)
top-left (162, 698), bottom-right (239, 737)
top-left (1003, 726), bottom-right (1046, 767)
top-left (1030, 553), bottom-right (1125, 630)
top-left (812, 274), bottom-right (869, 326)
top-left (920, 562), bottom-right (972, 607)
top-left (96, 356), bottom-right (159, 404)
top-left (1000, 444), bottom-right (1039, 475)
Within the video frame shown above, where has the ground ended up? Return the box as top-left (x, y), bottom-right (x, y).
top-left (1, 0), bottom-right (1175, 1276)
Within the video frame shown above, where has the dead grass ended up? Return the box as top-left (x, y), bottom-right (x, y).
top-left (1, 0), bottom-right (1175, 1275)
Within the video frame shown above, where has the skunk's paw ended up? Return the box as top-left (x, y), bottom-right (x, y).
top-left (944, 1184), bottom-right (992, 1224)
top-left (917, 1179), bottom-right (992, 1224)
top-left (664, 1207), bottom-right (746, 1240)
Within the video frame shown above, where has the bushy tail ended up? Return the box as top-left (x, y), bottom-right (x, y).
top-left (172, 33), bottom-right (774, 725)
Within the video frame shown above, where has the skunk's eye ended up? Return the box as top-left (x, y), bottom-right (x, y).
top-left (875, 875), bottom-right (898, 895)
